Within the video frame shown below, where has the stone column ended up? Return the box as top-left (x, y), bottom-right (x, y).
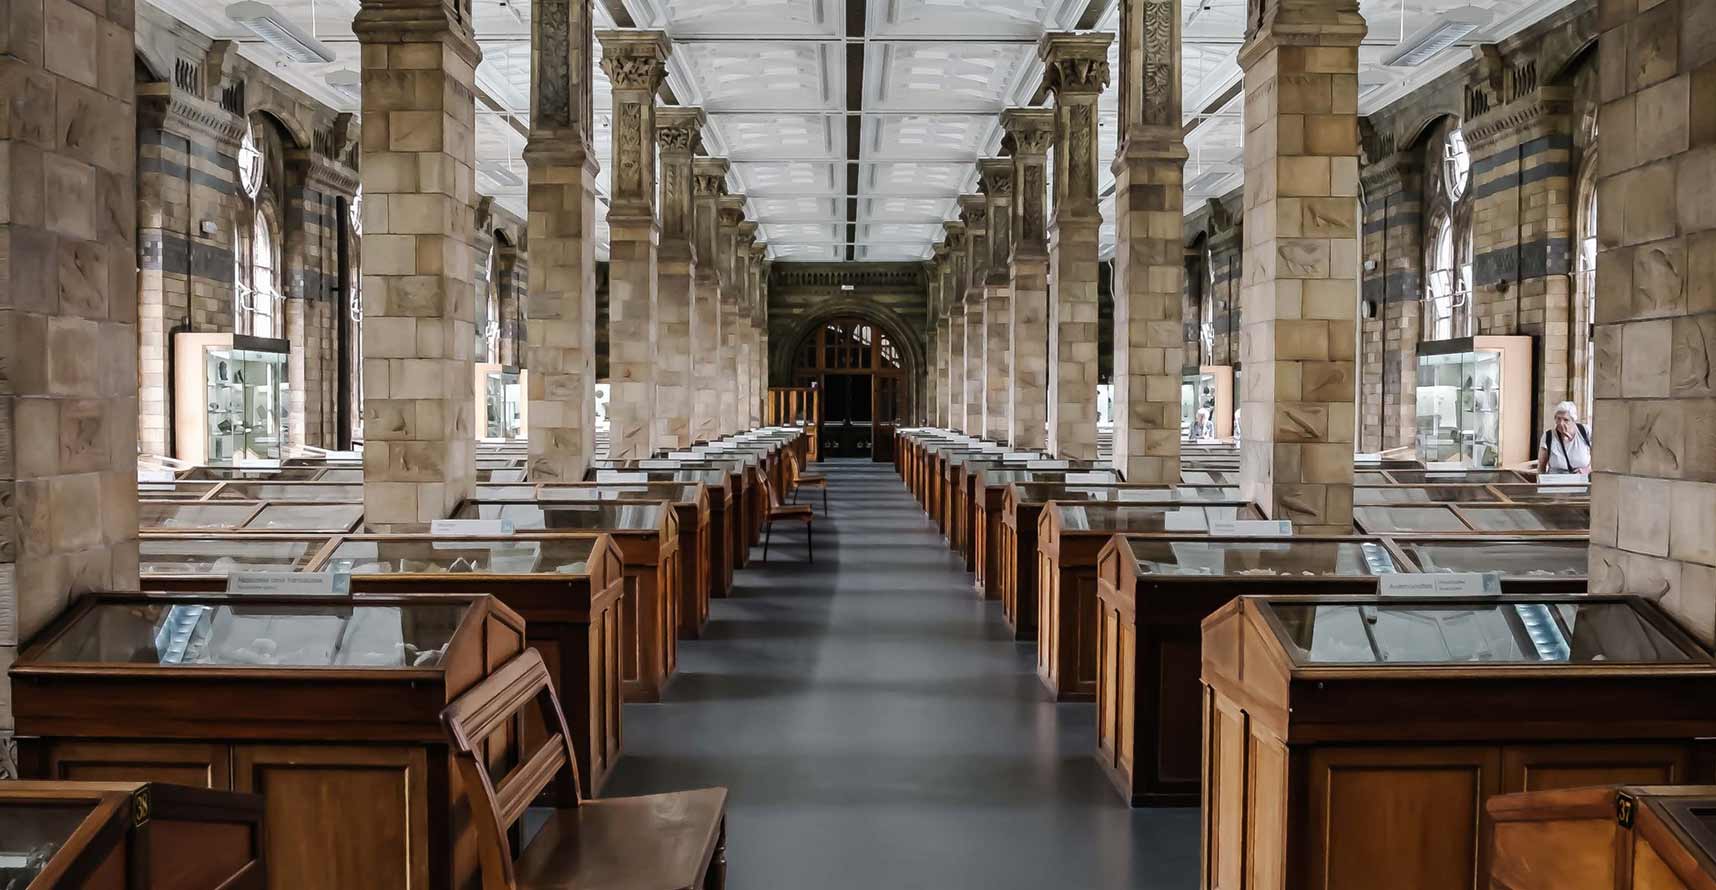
top-left (1588, 0), bottom-right (1716, 644)
top-left (735, 221), bottom-right (758, 432)
top-left (959, 195), bottom-right (988, 435)
top-left (978, 159), bottom-right (1014, 443)
top-left (1039, 33), bottom-right (1113, 461)
top-left (597, 29), bottom-right (670, 460)
top-left (0, 0), bottom-right (140, 743)
top-left (654, 106), bottom-right (704, 450)
top-left (1003, 109), bottom-right (1055, 450)
top-left (750, 242), bottom-right (770, 426)
top-left (925, 254), bottom-right (943, 427)
top-left (1356, 138), bottom-right (1422, 452)
top-left (522, 0), bottom-right (599, 481)
top-left (716, 195), bottom-right (745, 434)
top-left (1111, 0), bottom-right (1187, 482)
top-left (1235, 0), bottom-right (1364, 534)
top-left (355, 0), bottom-right (483, 528)
top-left (691, 157), bottom-right (728, 441)
top-left (942, 222), bottom-right (968, 432)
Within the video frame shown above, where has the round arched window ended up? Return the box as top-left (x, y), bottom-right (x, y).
top-left (238, 122), bottom-right (263, 200)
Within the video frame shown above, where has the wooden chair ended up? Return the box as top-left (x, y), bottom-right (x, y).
top-left (785, 451), bottom-right (828, 514)
top-left (442, 648), bottom-right (728, 890)
top-left (759, 475), bottom-right (814, 563)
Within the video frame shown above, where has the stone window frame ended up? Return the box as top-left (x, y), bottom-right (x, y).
top-left (1420, 120), bottom-right (1475, 342)
top-left (234, 115), bottom-right (288, 340)
top-left (1572, 149), bottom-right (1598, 420)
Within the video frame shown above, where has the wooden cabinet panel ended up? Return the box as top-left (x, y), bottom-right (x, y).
top-left (1246, 731), bottom-right (1288, 890)
top-left (233, 745), bottom-right (431, 890)
top-left (1490, 816), bottom-right (1619, 890)
top-left (46, 741), bottom-right (232, 790)
top-left (1306, 746), bottom-right (1501, 890)
top-left (1155, 634), bottom-right (1203, 785)
top-left (1634, 837), bottom-right (1694, 890)
top-left (1503, 743), bottom-right (1691, 794)
top-left (1205, 694), bottom-right (1248, 890)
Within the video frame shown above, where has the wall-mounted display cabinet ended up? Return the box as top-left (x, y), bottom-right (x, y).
top-left (1416, 335), bottom-right (1533, 468)
top-left (1201, 594), bottom-right (1716, 890)
top-left (173, 333), bottom-right (289, 467)
top-left (0, 781), bottom-right (265, 890)
top-left (12, 591), bottom-right (526, 890)
top-left (473, 363), bottom-right (526, 441)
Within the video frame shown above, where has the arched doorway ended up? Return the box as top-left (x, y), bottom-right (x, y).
top-left (790, 317), bottom-right (911, 460)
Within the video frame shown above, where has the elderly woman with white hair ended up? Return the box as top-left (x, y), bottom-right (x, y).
top-left (1537, 401), bottom-right (1592, 475)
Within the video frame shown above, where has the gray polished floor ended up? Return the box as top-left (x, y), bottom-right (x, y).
top-left (604, 458), bottom-right (1200, 889)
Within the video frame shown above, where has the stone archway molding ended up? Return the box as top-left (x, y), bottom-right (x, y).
top-left (771, 298), bottom-right (926, 388)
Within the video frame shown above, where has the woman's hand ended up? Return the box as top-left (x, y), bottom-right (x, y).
top-left (1576, 465), bottom-right (1591, 475)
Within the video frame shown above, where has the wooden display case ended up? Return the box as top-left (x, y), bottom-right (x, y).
top-left (1094, 536), bottom-right (1396, 806)
top-left (1200, 594), bottom-right (1716, 890)
top-left (12, 592), bottom-right (526, 890)
top-left (139, 535), bottom-right (336, 591)
top-left (0, 781), bottom-right (265, 890)
top-left (537, 482), bottom-right (713, 639)
top-left (1489, 785), bottom-right (1716, 890)
top-left (1036, 501), bottom-right (1263, 701)
top-left (452, 501), bottom-right (681, 702)
top-left (591, 458), bottom-right (753, 574)
top-left (319, 534), bottom-right (626, 797)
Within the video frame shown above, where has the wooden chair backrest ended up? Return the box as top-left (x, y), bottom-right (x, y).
top-left (785, 451), bottom-right (802, 484)
top-left (442, 648), bottom-right (582, 890)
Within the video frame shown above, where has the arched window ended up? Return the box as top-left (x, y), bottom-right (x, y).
top-left (1575, 154), bottom-right (1598, 418)
top-left (1422, 123), bottom-right (1473, 341)
top-left (234, 119), bottom-right (283, 338)
top-left (1198, 243), bottom-right (1216, 362)
top-left (247, 209), bottom-right (280, 337)
top-left (237, 122), bottom-right (262, 201)
top-left (482, 244), bottom-right (500, 363)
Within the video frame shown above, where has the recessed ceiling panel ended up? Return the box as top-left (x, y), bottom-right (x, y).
top-left (735, 160), bottom-right (842, 194)
top-left (677, 41), bottom-right (841, 112)
top-left (653, 0), bottom-right (840, 38)
top-left (867, 42), bottom-right (1036, 112)
top-left (869, 0), bottom-right (1080, 38)
top-left (866, 161), bottom-right (973, 195)
top-left (863, 113), bottom-right (997, 161)
top-left (709, 112), bottom-right (841, 160)
top-left (750, 196), bottom-right (842, 220)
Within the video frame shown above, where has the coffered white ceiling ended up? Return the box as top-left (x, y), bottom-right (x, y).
top-left (152, 0), bottom-right (1583, 262)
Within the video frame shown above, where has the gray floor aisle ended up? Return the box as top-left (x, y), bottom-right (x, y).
top-left (603, 458), bottom-right (1199, 889)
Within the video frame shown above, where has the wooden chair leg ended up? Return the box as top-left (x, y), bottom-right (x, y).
top-left (763, 524), bottom-right (772, 563)
top-left (807, 521), bottom-right (814, 563)
top-left (822, 486), bottom-right (829, 515)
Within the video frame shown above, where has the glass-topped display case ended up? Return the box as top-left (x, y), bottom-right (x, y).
top-left (454, 501), bottom-right (665, 532)
top-left (0, 782), bottom-right (264, 890)
top-left (1354, 484), bottom-right (1505, 504)
top-left (12, 592), bottom-right (526, 890)
top-left (1384, 468), bottom-right (1527, 484)
top-left (1093, 535), bottom-right (1397, 807)
top-left (173, 333), bottom-right (289, 466)
top-left (1202, 593), bottom-right (1716, 890)
top-left (1388, 536), bottom-right (1587, 591)
top-left (210, 482), bottom-right (365, 502)
top-left (140, 534), bottom-right (333, 589)
top-left (139, 501), bottom-right (363, 534)
top-left (474, 364), bottom-right (526, 441)
top-left (1415, 335), bottom-right (1533, 468)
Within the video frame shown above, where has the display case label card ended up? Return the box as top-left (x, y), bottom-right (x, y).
top-left (1027, 459), bottom-right (1071, 469)
top-left (597, 471), bottom-right (650, 482)
top-left (1209, 519), bottom-right (1294, 536)
top-left (1538, 473), bottom-right (1589, 487)
top-left (1163, 510), bottom-right (1206, 531)
top-left (1004, 452), bottom-right (1042, 461)
top-left (668, 452), bottom-right (699, 459)
top-left (1353, 452), bottom-right (1382, 462)
top-left (1425, 461), bottom-right (1468, 470)
top-left (1117, 488), bottom-right (1173, 503)
top-left (227, 571), bottom-right (350, 595)
top-left (639, 459), bottom-right (679, 469)
top-left (1063, 472), bottom-right (1111, 483)
top-left (1378, 572), bottom-right (1503, 596)
top-left (430, 519), bottom-right (514, 536)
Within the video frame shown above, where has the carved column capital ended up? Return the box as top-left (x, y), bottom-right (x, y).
top-left (655, 106), bottom-right (704, 247)
top-left (1001, 108), bottom-right (1056, 156)
top-left (979, 158), bottom-right (1013, 281)
top-left (655, 105), bottom-right (705, 154)
top-left (692, 156), bottom-right (728, 277)
top-left (595, 29), bottom-right (672, 91)
top-left (352, 0), bottom-right (482, 66)
top-left (1037, 32), bottom-right (1114, 96)
top-left (598, 29), bottom-right (671, 218)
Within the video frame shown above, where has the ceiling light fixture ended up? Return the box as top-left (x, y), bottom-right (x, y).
top-left (1382, 14), bottom-right (1484, 67)
top-left (226, 2), bottom-right (335, 64)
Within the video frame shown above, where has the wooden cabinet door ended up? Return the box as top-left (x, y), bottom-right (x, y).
top-left (1304, 745), bottom-right (1503, 890)
top-left (46, 741), bottom-right (232, 789)
top-left (232, 744), bottom-right (432, 890)
top-left (1501, 743), bottom-right (1692, 794)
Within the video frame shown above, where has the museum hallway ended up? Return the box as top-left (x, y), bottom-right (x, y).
top-left (603, 459), bottom-right (1201, 889)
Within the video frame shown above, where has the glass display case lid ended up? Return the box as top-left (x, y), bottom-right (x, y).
top-left (137, 480), bottom-right (223, 500)
top-left (1058, 504), bottom-right (1261, 532)
top-left (1388, 469), bottom-right (1523, 484)
top-left (1355, 485), bottom-right (1505, 504)
top-left (1356, 471), bottom-right (1393, 484)
top-left (1459, 504), bottom-right (1590, 532)
top-left (1489, 484), bottom-right (1591, 503)
top-left (245, 503), bottom-right (364, 531)
top-left (140, 501), bottom-right (262, 530)
top-left (472, 484), bottom-right (540, 500)
top-left (0, 800), bottom-right (97, 882)
top-left (1393, 538), bottom-right (1588, 578)
top-left (141, 536), bottom-right (331, 575)
top-left (1122, 538), bottom-right (1397, 576)
top-left (183, 466), bottom-right (323, 481)
top-left (539, 484), bottom-right (700, 502)
top-left (456, 501), bottom-right (665, 531)
top-left (1262, 597), bottom-right (1705, 665)
top-left (213, 483), bottom-right (365, 502)
top-left (324, 537), bottom-right (598, 576)
top-left (1354, 505), bottom-right (1472, 533)
top-left (316, 468), bottom-right (364, 482)
top-left (30, 599), bottom-right (469, 668)
top-left (1181, 471), bottom-right (1239, 485)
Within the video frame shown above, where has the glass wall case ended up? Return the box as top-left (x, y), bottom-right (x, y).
top-left (474, 364), bottom-right (526, 441)
top-left (1415, 335), bottom-right (1533, 468)
top-left (173, 333), bottom-right (289, 466)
